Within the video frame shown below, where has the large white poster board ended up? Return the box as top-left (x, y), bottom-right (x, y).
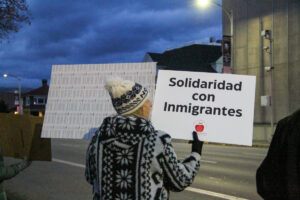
top-left (151, 70), bottom-right (256, 146)
top-left (42, 62), bottom-right (156, 139)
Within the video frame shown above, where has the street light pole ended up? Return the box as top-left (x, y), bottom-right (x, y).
top-left (3, 74), bottom-right (23, 114)
top-left (196, 0), bottom-right (234, 73)
top-left (17, 78), bottom-right (22, 115)
top-left (210, 1), bottom-right (234, 73)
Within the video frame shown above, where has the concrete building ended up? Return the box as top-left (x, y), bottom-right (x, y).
top-left (222, 0), bottom-right (300, 141)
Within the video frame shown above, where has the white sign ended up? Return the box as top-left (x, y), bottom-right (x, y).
top-left (42, 62), bottom-right (156, 139)
top-left (151, 70), bottom-right (256, 146)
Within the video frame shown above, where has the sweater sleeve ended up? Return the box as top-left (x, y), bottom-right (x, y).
top-left (85, 129), bottom-right (100, 185)
top-left (0, 164), bottom-right (20, 181)
top-left (158, 134), bottom-right (201, 192)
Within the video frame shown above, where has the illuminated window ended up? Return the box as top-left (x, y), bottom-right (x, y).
top-left (26, 97), bottom-right (30, 106)
top-left (14, 96), bottom-right (19, 105)
top-left (33, 96), bottom-right (46, 105)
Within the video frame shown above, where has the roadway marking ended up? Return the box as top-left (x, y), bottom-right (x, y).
top-left (242, 152), bottom-right (266, 156)
top-left (209, 176), bottom-right (222, 181)
top-left (52, 158), bottom-right (246, 200)
top-left (201, 159), bottom-right (217, 164)
top-left (52, 158), bottom-right (85, 168)
top-left (178, 158), bottom-right (217, 164)
top-left (185, 187), bottom-right (249, 200)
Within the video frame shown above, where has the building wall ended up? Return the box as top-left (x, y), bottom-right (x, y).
top-left (223, 0), bottom-right (300, 127)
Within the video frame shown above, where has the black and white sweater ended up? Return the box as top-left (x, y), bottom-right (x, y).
top-left (85, 115), bottom-right (201, 200)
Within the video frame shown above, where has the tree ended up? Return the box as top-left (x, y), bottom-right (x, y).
top-left (0, 100), bottom-right (9, 113)
top-left (0, 0), bottom-right (31, 40)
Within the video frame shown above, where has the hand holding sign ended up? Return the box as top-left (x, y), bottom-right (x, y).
top-left (16, 156), bottom-right (32, 171)
top-left (189, 131), bottom-right (204, 156)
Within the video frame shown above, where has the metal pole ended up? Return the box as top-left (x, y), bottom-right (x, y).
top-left (18, 78), bottom-right (23, 115)
top-left (210, 1), bottom-right (234, 73)
top-left (212, 2), bottom-right (231, 18)
top-left (4, 74), bottom-right (23, 115)
top-left (269, 37), bottom-right (274, 135)
top-left (230, 13), bottom-right (234, 73)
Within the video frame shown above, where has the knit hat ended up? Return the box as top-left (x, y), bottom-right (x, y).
top-left (105, 77), bottom-right (149, 115)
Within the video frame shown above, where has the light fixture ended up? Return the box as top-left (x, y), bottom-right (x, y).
top-left (195, 0), bottom-right (209, 7)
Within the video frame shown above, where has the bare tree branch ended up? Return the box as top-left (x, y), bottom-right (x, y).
top-left (0, 0), bottom-right (31, 41)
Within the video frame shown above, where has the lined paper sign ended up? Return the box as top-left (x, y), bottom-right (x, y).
top-left (42, 63), bottom-right (156, 139)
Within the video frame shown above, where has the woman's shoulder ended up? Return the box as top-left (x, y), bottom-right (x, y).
top-left (154, 130), bottom-right (172, 146)
top-left (155, 130), bottom-right (171, 138)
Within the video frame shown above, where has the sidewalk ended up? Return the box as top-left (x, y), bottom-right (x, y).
top-left (6, 190), bottom-right (26, 200)
top-left (252, 140), bottom-right (270, 148)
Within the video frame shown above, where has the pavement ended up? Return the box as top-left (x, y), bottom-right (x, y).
top-left (4, 139), bottom-right (269, 200)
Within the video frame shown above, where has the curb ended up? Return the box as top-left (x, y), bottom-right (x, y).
top-left (172, 140), bottom-right (269, 148)
top-left (204, 142), bottom-right (269, 148)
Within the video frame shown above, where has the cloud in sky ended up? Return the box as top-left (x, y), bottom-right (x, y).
top-left (0, 0), bottom-right (222, 88)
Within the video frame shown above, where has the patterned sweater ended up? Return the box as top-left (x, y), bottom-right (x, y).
top-left (85, 115), bottom-right (201, 200)
top-left (0, 144), bottom-right (23, 200)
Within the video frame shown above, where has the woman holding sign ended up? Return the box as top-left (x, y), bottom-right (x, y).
top-left (85, 77), bottom-right (203, 200)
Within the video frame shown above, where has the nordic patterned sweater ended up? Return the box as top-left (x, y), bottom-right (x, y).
top-left (85, 115), bottom-right (201, 200)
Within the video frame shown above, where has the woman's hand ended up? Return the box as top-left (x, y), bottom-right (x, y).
top-left (190, 131), bottom-right (204, 155)
top-left (16, 156), bottom-right (32, 171)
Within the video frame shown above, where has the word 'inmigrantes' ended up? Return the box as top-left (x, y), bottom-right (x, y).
top-left (163, 102), bottom-right (242, 117)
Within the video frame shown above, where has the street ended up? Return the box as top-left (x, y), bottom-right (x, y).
top-left (4, 139), bottom-right (267, 200)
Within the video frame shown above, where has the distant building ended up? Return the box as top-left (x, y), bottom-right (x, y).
top-left (143, 43), bottom-right (222, 74)
top-left (22, 79), bottom-right (49, 116)
top-left (211, 56), bottom-right (223, 73)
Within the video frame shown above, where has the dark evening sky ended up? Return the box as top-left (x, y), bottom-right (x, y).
top-left (0, 0), bottom-right (222, 88)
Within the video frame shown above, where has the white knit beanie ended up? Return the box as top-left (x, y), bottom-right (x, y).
top-left (105, 77), bottom-right (149, 115)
